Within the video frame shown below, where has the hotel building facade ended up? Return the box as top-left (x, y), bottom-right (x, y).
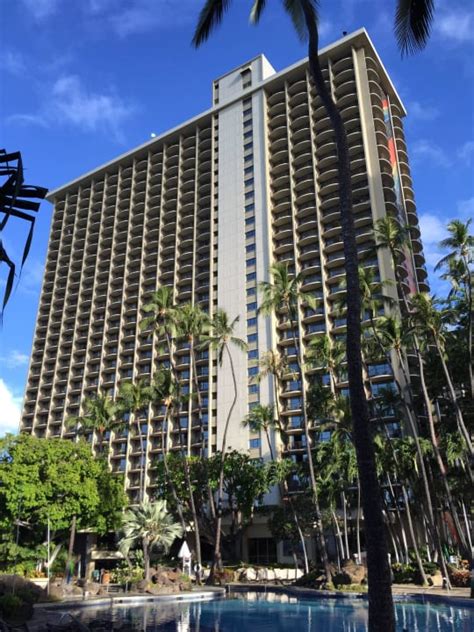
top-left (21, 29), bottom-right (427, 562)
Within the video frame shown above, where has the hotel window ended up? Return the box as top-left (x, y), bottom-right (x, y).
top-left (247, 302), bottom-right (257, 312)
top-left (246, 272), bottom-right (256, 282)
top-left (246, 230), bottom-right (256, 239)
top-left (247, 257), bottom-right (256, 266)
top-left (248, 384), bottom-right (259, 394)
top-left (248, 349), bottom-right (258, 360)
top-left (246, 287), bottom-right (256, 297)
top-left (241, 69), bottom-right (252, 89)
top-left (247, 332), bottom-right (258, 342)
top-left (247, 317), bottom-right (257, 327)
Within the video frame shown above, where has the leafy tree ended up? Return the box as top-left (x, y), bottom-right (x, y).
top-left (118, 500), bottom-right (183, 581)
top-left (0, 435), bottom-right (126, 576)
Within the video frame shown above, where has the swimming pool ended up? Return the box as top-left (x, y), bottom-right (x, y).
top-left (61, 590), bottom-right (473, 631)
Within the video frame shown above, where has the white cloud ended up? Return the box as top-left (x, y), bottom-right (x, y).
top-left (458, 141), bottom-right (474, 166)
top-left (0, 379), bottom-right (22, 437)
top-left (21, 0), bottom-right (61, 20)
top-left (411, 140), bottom-right (451, 168)
top-left (51, 75), bottom-right (134, 136)
top-left (0, 351), bottom-right (30, 369)
top-left (0, 51), bottom-right (26, 76)
top-left (8, 75), bottom-right (134, 141)
top-left (108, 0), bottom-right (197, 37)
top-left (407, 101), bottom-right (440, 122)
top-left (436, 9), bottom-right (474, 44)
top-left (419, 213), bottom-right (447, 267)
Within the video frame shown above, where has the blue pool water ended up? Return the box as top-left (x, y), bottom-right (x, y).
top-left (68, 591), bottom-right (473, 631)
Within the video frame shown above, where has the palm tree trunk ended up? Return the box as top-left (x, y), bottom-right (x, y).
top-left (209, 344), bottom-right (238, 582)
top-left (187, 337), bottom-right (203, 573)
top-left (342, 491), bottom-right (350, 560)
top-left (462, 254), bottom-right (474, 400)
top-left (416, 348), bottom-right (468, 555)
top-left (300, 4), bottom-right (395, 628)
top-left (433, 338), bottom-right (472, 455)
top-left (356, 479), bottom-right (362, 563)
top-left (136, 419), bottom-right (145, 503)
top-left (160, 402), bottom-right (186, 531)
top-left (332, 508), bottom-right (345, 565)
top-left (385, 474), bottom-right (409, 563)
top-left (63, 514), bottom-right (76, 585)
top-left (401, 484), bottom-right (428, 585)
top-left (393, 348), bottom-right (454, 578)
top-left (143, 538), bottom-right (150, 582)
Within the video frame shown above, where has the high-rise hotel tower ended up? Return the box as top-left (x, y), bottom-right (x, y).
top-left (21, 30), bottom-right (428, 507)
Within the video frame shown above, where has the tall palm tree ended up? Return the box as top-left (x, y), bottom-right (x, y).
top-left (200, 308), bottom-right (247, 578)
top-left (151, 369), bottom-right (188, 532)
top-left (117, 380), bottom-right (153, 502)
top-left (410, 293), bottom-right (472, 455)
top-left (257, 263), bottom-right (332, 579)
top-left (141, 287), bottom-right (178, 375)
top-left (435, 219), bottom-right (473, 399)
top-left (255, 351), bottom-right (311, 573)
top-left (175, 302), bottom-right (210, 454)
top-left (118, 500), bottom-right (183, 581)
top-left (66, 390), bottom-right (121, 455)
top-left (193, 2), bottom-right (436, 626)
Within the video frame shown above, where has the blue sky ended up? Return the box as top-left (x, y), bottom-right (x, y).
top-left (0, 0), bottom-right (473, 433)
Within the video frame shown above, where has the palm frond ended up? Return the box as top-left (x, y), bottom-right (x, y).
top-left (192, 0), bottom-right (233, 47)
top-left (283, 0), bottom-right (318, 42)
top-left (250, 0), bottom-right (266, 24)
top-left (395, 0), bottom-right (435, 56)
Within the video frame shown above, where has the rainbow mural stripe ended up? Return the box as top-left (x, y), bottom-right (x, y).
top-left (382, 97), bottom-right (418, 295)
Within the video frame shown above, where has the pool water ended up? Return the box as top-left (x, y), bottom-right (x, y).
top-left (69, 591), bottom-right (473, 631)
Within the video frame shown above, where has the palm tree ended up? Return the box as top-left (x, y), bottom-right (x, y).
top-left (257, 263), bottom-right (331, 578)
top-left (410, 293), bottom-right (472, 455)
top-left (151, 369), bottom-right (188, 532)
top-left (118, 500), bottom-right (183, 581)
top-left (175, 302), bottom-right (210, 454)
top-left (117, 380), bottom-right (153, 502)
top-left (66, 390), bottom-right (121, 455)
top-left (254, 351), bottom-right (311, 573)
top-left (141, 287), bottom-right (178, 372)
top-left (435, 219), bottom-right (473, 399)
top-left (242, 403), bottom-right (276, 459)
top-left (200, 308), bottom-right (247, 578)
top-left (194, 2), bottom-right (437, 626)
top-left (307, 334), bottom-right (345, 391)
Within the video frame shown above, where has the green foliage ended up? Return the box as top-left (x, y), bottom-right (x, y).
top-left (109, 560), bottom-right (144, 585)
top-left (0, 594), bottom-right (23, 618)
top-left (0, 434), bottom-right (126, 574)
top-left (118, 500), bottom-right (183, 558)
top-left (391, 561), bottom-right (439, 585)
